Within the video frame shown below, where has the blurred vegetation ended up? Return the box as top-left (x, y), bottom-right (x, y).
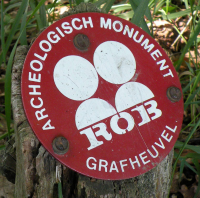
top-left (0, 0), bottom-right (200, 197)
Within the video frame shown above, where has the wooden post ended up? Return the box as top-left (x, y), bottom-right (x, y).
top-left (11, 3), bottom-right (173, 198)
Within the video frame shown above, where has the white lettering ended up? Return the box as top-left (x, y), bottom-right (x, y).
top-left (28, 85), bottom-right (41, 95)
top-left (113, 21), bottom-right (123, 32)
top-left (80, 127), bottom-right (103, 150)
top-left (71, 18), bottom-right (83, 30)
top-left (163, 69), bottom-right (174, 78)
top-left (129, 156), bottom-right (141, 169)
top-left (42, 119), bottom-right (55, 130)
top-left (93, 123), bottom-right (112, 141)
top-left (109, 161), bottom-right (119, 172)
top-left (30, 97), bottom-right (43, 108)
top-left (123, 25), bottom-right (134, 38)
top-left (28, 72), bottom-right (41, 82)
top-left (34, 52), bottom-right (47, 61)
top-left (47, 31), bottom-right (60, 43)
top-left (61, 22), bottom-right (73, 34)
top-left (141, 39), bottom-right (154, 52)
top-left (35, 108), bottom-right (48, 120)
top-left (157, 59), bottom-right (169, 70)
top-left (56, 27), bottom-right (65, 37)
top-left (133, 31), bottom-right (144, 43)
top-left (161, 130), bottom-right (173, 142)
top-left (120, 159), bottom-right (128, 172)
top-left (30, 60), bottom-right (43, 72)
top-left (166, 125), bottom-right (177, 133)
top-left (147, 145), bottom-right (159, 158)
top-left (100, 17), bottom-right (111, 29)
top-left (139, 152), bottom-right (150, 165)
top-left (110, 112), bottom-right (134, 134)
top-left (131, 105), bottom-right (151, 126)
top-left (86, 157), bottom-right (97, 170)
top-left (151, 49), bottom-right (162, 60)
top-left (99, 159), bottom-right (108, 172)
top-left (39, 40), bottom-right (52, 52)
top-left (82, 17), bottom-right (93, 28)
top-left (155, 138), bottom-right (165, 149)
top-left (144, 100), bottom-right (162, 120)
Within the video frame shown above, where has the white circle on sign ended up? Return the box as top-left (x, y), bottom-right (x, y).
top-left (110, 112), bottom-right (134, 135)
top-left (75, 98), bottom-right (117, 130)
top-left (93, 41), bottom-right (136, 84)
top-left (53, 55), bottom-right (98, 101)
top-left (115, 82), bottom-right (154, 112)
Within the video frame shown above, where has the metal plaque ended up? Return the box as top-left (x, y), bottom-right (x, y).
top-left (21, 12), bottom-right (183, 180)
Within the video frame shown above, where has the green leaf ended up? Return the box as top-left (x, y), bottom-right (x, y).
top-left (175, 151), bottom-right (200, 160)
top-left (185, 62), bottom-right (195, 75)
top-left (162, 8), bottom-right (194, 20)
top-left (145, 6), bottom-right (153, 23)
top-left (30, 0), bottom-right (47, 30)
top-left (187, 101), bottom-right (200, 105)
top-left (2, 0), bottom-right (28, 60)
top-left (30, 0), bottom-right (42, 30)
top-left (154, 0), bottom-right (165, 14)
top-left (182, 76), bottom-right (196, 93)
top-left (184, 0), bottom-right (189, 9)
top-left (140, 19), bottom-right (151, 35)
top-left (1, 0), bottom-right (6, 64)
top-left (94, 0), bottom-right (107, 7)
top-left (184, 86), bottom-right (200, 110)
top-left (190, 71), bottom-right (200, 94)
top-left (112, 4), bottom-right (132, 13)
top-left (75, 0), bottom-right (82, 5)
top-left (166, 0), bottom-right (169, 14)
top-left (0, 130), bottom-right (14, 140)
top-left (193, 159), bottom-right (200, 173)
top-left (5, 42), bottom-right (18, 137)
top-left (116, 10), bottom-right (134, 20)
top-left (130, 0), bottom-right (151, 35)
top-left (162, 6), bottom-right (177, 13)
top-left (69, 0), bottom-right (72, 8)
top-left (0, 145), bottom-right (5, 151)
top-left (58, 182), bottom-right (63, 198)
top-left (175, 19), bottom-right (200, 70)
top-left (179, 158), bottom-right (185, 180)
top-left (102, 0), bottom-right (115, 13)
top-left (184, 161), bottom-right (197, 174)
top-left (193, 159), bottom-right (200, 198)
top-left (4, 0), bottom-right (47, 138)
top-left (175, 141), bottom-right (200, 154)
top-left (128, 1), bottom-right (138, 14)
top-left (27, 0), bottom-right (47, 24)
top-left (6, 0), bottom-right (19, 6)
top-left (4, 2), bottom-right (21, 14)
top-left (171, 119), bottom-right (200, 185)
top-left (20, 0), bottom-right (29, 45)
top-left (39, 3), bottom-right (48, 28)
top-left (189, 0), bottom-right (195, 8)
top-left (46, 2), bottom-right (60, 10)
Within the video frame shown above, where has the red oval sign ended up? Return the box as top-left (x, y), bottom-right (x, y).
top-left (21, 12), bottom-right (183, 180)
